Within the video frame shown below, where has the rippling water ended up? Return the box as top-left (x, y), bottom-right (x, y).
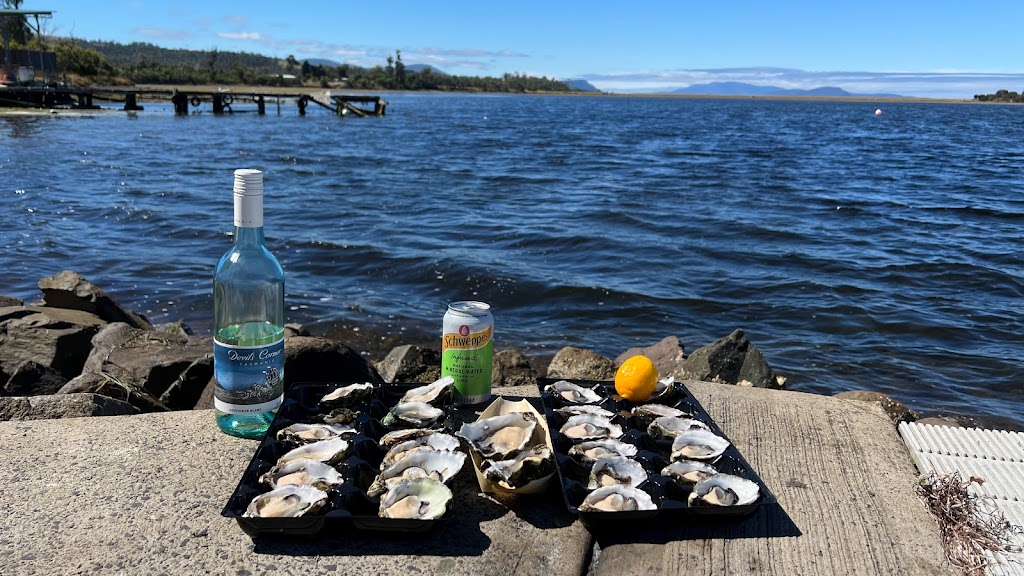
top-left (2, 94), bottom-right (1022, 427)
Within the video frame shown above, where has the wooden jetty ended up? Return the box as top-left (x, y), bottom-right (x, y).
top-left (0, 85), bottom-right (387, 117)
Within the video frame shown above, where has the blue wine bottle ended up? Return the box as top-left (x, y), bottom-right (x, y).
top-left (213, 169), bottom-right (285, 438)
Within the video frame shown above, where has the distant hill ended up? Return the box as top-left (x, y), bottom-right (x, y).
top-left (304, 58), bottom-right (340, 67)
top-left (405, 64), bottom-right (449, 76)
top-left (669, 82), bottom-right (901, 98)
top-left (564, 79), bottom-right (600, 92)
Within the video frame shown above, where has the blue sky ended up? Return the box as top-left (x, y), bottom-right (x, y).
top-left (39, 1), bottom-right (1024, 98)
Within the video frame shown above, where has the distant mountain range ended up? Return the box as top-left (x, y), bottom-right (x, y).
top-left (564, 79), bottom-right (600, 92)
top-left (667, 81), bottom-right (902, 98)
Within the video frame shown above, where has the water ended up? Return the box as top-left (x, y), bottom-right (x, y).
top-left (1, 94), bottom-right (1022, 428)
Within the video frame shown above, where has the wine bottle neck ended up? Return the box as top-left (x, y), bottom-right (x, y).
top-left (234, 226), bottom-right (266, 245)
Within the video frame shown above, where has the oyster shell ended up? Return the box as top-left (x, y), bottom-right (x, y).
top-left (661, 460), bottom-right (718, 487)
top-left (559, 414), bottom-right (623, 441)
top-left (243, 485), bottom-right (329, 518)
top-left (277, 437), bottom-right (350, 467)
top-left (457, 411), bottom-right (538, 459)
top-left (378, 477), bottom-right (453, 520)
top-left (649, 376), bottom-right (677, 402)
top-left (378, 428), bottom-right (434, 448)
top-left (688, 473), bottom-right (760, 507)
top-left (555, 404), bottom-right (616, 420)
top-left (381, 401), bottom-right (445, 429)
top-left (587, 456), bottom-right (648, 489)
top-left (568, 438), bottom-right (639, 464)
top-left (260, 458), bottom-right (346, 492)
top-left (319, 407), bottom-right (359, 425)
top-left (670, 429), bottom-right (730, 461)
top-left (631, 403), bottom-right (686, 428)
top-left (399, 376), bottom-right (454, 406)
top-left (579, 485), bottom-right (657, 512)
top-left (647, 416), bottom-right (710, 445)
top-left (380, 433), bottom-right (461, 470)
top-left (544, 380), bottom-right (603, 404)
top-left (367, 449), bottom-right (466, 497)
top-left (482, 446), bottom-right (555, 490)
top-left (319, 382), bottom-right (374, 409)
top-left (276, 423), bottom-right (356, 446)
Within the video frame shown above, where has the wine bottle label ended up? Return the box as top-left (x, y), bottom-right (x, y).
top-left (213, 338), bottom-right (285, 414)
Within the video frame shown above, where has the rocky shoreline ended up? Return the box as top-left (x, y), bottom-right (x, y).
top-left (0, 271), bottom-right (958, 428)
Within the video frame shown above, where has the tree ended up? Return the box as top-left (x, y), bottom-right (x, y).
top-left (394, 49), bottom-right (405, 88)
top-left (1, 0), bottom-right (31, 46)
top-left (206, 47), bottom-right (218, 81)
top-left (285, 54), bottom-right (298, 74)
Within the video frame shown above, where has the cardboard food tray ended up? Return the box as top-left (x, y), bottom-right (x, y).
top-left (538, 378), bottom-right (777, 528)
top-left (464, 397), bottom-right (556, 495)
top-left (221, 382), bottom-right (459, 538)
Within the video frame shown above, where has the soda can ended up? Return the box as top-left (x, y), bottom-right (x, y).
top-left (441, 301), bottom-right (493, 405)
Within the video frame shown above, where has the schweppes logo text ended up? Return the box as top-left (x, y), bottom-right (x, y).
top-left (443, 326), bottom-right (492, 351)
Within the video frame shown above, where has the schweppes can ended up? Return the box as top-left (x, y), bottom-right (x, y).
top-left (441, 301), bottom-right (493, 405)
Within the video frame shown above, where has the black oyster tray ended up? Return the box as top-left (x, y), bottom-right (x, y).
top-left (221, 382), bottom-right (456, 538)
top-left (538, 378), bottom-right (777, 527)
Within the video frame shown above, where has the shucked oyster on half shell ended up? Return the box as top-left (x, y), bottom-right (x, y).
top-left (555, 404), bottom-right (616, 421)
top-left (399, 376), bottom-right (454, 406)
top-left (243, 484), bottom-right (329, 518)
top-left (456, 411), bottom-right (538, 459)
top-left (544, 380), bottom-right (604, 404)
top-left (378, 477), bottom-right (453, 520)
top-left (647, 416), bottom-right (710, 446)
top-left (661, 460), bottom-right (718, 488)
top-left (378, 428), bottom-right (434, 448)
top-left (381, 401), bottom-right (445, 429)
top-left (568, 438), bottom-right (639, 464)
top-left (318, 382), bottom-right (374, 410)
top-left (688, 473), bottom-right (760, 507)
top-left (367, 449), bottom-right (467, 497)
top-left (277, 437), bottom-right (350, 467)
top-left (259, 458), bottom-right (346, 492)
top-left (276, 423), bottom-right (357, 446)
top-left (670, 429), bottom-right (730, 462)
top-left (579, 485), bottom-right (657, 512)
top-left (587, 456), bottom-right (648, 490)
top-left (631, 403), bottom-right (687, 428)
top-left (380, 433), bottom-right (461, 470)
top-left (482, 446), bottom-right (555, 490)
top-left (559, 414), bottom-right (624, 441)
top-left (649, 376), bottom-right (677, 402)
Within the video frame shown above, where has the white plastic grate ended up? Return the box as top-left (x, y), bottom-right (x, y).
top-left (900, 422), bottom-right (1024, 576)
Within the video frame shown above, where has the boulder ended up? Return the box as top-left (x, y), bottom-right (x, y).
top-left (0, 296), bottom-right (23, 307)
top-left (37, 270), bottom-right (153, 330)
top-left (375, 345), bottom-right (441, 383)
top-left (0, 306), bottom-right (105, 380)
top-left (680, 329), bottom-right (778, 388)
top-left (492, 348), bottom-right (537, 388)
top-left (546, 347), bottom-right (615, 380)
top-left (156, 320), bottom-right (195, 336)
top-left (615, 336), bottom-right (687, 378)
top-left (835, 390), bottom-right (920, 425)
top-left (283, 336), bottom-right (384, 387)
top-left (284, 323), bottom-right (311, 338)
top-left (69, 323), bottom-right (213, 412)
top-left (3, 360), bottom-right (68, 396)
top-left (0, 393), bottom-right (139, 421)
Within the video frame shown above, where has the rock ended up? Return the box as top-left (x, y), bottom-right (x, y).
top-left (0, 393), bottom-right (139, 421)
top-left (70, 323), bottom-right (213, 412)
top-left (283, 336), bottom-right (384, 387)
top-left (37, 270), bottom-right (153, 330)
top-left (156, 320), bottom-right (195, 336)
top-left (492, 348), bottom-right (537, 388)
top-left (835, 390), bottom-right (920, 425)
top-left (284, 323), bottom-right (311, 338)
top-left (0, 296), bottom-right (23, 307)
top-left (0, 306), bottom-right (105, 380)
top-left (546, 347), bottom-right (615, 380)
top-left (915, 417), bottom-right (963, 428)
top-left (615, 336), bottom-right (687, 378)
top-left (680, 329), bottom-right (778, 388)
top-left (375, 345), bottom-right (441, 383)
top-left (3, 361), bottom-right (68, 396)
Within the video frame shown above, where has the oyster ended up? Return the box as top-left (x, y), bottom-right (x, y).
top-left (367, 449), bottom-right (466, 497)
top-left (319, 407), bottom-right (359, 425)
top-left (647, 416), bottom-right (710, 445)
top-left (277, 437), bottom-right (350, 467)
top-left (379, 428), bottom-right (434, 448)
top-left (688, 474), bottom-right (760, 507)
top-left (631, 403), bottom-right (686, 428)
top-left (544, 380), bottom-right (603, 404)
top-left (649, 376), bottom-right (677, 402)
top-left (568, 438), bottom-right (638, 464)
top-left (579, 485), bottom-right (657, 512)
top-left (380, 433), bottom-right (461, 470)
top-left (587, 456), bottom-right (648, 489)
top-left (319, 382), bottom-right (374, 409)
top-left (554, 404), bottom-right (616, 421)
top-left (482, 446), bottom-right (555, 489)
top-left (399, 376), bottom-right (454, 406)
top-left (670, 429), bottom-right (730, 461)
top-left (381, 401), bottom-right (445, 429)
top-left (661, 460), bottom-right (718, 487)
top-left (276, 423), bottom-right (356, 446)
top-left (559, 414), bottom-right (623, 441)
top-left (378, 477), bottom-right (453, 520)
top-left (260, 458), bottom-right (346, 492)
top-left (457, 411), bottom-right (538, 459)
top-left (243, 485), bottom-right (329, 518)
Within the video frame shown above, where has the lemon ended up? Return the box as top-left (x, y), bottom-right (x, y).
top-left (614, 355), bottom-right (658, 402)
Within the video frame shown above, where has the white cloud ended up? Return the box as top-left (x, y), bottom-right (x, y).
top-left (217, 31), bottom-right (264, 41)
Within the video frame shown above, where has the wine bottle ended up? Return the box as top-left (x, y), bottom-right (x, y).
top-left (213, 169), bottom-right (285, 438)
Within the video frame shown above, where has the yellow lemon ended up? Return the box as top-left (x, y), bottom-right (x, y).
top-left (614, 355), bottom-right (658, 402)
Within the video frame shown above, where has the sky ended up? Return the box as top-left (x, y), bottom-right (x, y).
top-left (33, 0), bottom-right (1024, 98)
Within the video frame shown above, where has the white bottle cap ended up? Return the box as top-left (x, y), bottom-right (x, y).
top-left (233, 169), bottom-right (263, 227)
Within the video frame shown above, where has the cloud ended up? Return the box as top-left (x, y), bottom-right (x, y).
top-left (217, 31), bottom-right (264, 41)
top-left (224, 15), bottom-right (248, 25)
top-left (134, 28), bottom-right (192, 41)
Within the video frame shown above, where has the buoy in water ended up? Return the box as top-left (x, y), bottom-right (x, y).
top-left (875, 108), bottom-right (883, 116)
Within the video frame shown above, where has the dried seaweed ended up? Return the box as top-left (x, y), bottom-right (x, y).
top-left (916, 472), bottom-right (1022, 576)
